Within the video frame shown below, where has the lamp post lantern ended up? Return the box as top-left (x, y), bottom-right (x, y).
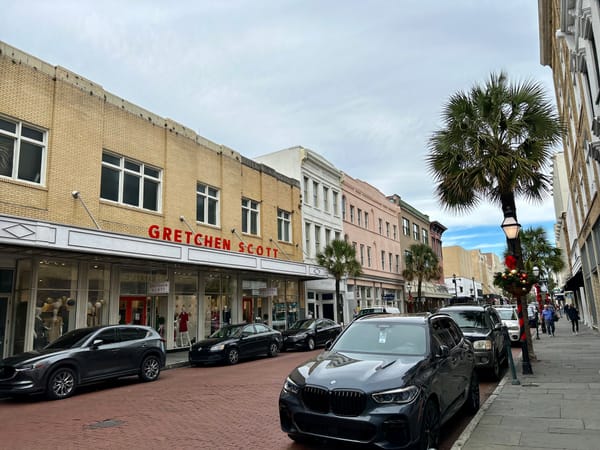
top-left (452, 274), bottom-right (458, 303)
top-left (501, 211), bottom-right (533, 375)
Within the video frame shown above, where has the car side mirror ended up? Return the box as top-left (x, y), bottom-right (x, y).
top-left (494, 323), bottom-right (503, 330)
top-left (436, 345), bottom-right (450, 358)
top-left (91, 339), bottom-right (103, 349)
top-left (241, 332), bottom-right (250, 338)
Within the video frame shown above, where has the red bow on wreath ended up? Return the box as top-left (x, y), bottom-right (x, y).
top-left (504, 255), bottom-right (517, 270)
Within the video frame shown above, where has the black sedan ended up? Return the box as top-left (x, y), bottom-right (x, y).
top-left (0, 325), bottom-right (166, 400)
top-left (189, 323), bottom-right (282, 366)
top-left (282, 318), bottom-right (342, 351)
top-left (279, 313), bottom-right (479, 450)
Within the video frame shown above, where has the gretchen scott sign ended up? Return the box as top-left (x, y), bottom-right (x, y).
top-left (147, 224), bottom-right (280, 258)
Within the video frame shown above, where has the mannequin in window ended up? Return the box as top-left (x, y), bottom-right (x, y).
top-left (178, 306), bottom-right (190, 348)
top-left (34, 307), bottom-right (48, 350)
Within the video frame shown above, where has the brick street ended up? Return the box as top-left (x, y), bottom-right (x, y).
top-left (0, 348), bottom-right (498, 450)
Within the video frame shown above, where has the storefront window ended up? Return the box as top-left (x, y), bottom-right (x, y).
top-left (174, 271), bottom-right (198, 348)
top-left (119, 268), bottom-right (150, 326)
top-left (88, 264), bottom-right (110, 327)
top-left (13, 259), bottom-right (32, 354)
top-left (204, 273), bottom-right (234, 337)
top-left (36, 259), bottom-right (78, 345)
top-left (271, 279), bottom-right (300, 330)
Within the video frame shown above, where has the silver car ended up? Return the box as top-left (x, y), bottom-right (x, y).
top-left (494, 306), bottom-right (520, 343)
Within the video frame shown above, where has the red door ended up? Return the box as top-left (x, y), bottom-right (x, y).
top-left (242, 297), bottom-right (253, 323)
top-left (119, 296), bottom-right (147, 325)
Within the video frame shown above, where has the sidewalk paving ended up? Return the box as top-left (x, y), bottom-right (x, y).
top-left (452, 314), bottom-right (600, 450)
top-left (165, 348), bottom-right (189, 369)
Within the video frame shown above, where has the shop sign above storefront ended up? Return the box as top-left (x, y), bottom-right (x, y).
top-left (147, 224), bottom-right (280, 258)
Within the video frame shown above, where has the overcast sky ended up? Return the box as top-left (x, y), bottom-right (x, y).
top-left (1, 1), bottom-right (558, 255)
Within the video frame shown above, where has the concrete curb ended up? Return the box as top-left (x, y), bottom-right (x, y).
top-left (450, 372), bottom-right (508, 449)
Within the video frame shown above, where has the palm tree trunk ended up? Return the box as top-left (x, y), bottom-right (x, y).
top-left (335, 277), bottom-right (342, 324)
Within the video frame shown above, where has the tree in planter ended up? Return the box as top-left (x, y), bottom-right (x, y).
top-left (427, 72), bottom-right (564, 373)
top-left (316, 239), bottom-right (362, 324)
top-left (402, 243), bottom-right (442, 312)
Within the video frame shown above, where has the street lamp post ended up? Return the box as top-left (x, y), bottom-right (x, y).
top-left (452, 274), bottom-right (458, 303)
top-left (501, 212), bottom-right (533, 375)
top-left (472, 277), bottom-right (477, 303)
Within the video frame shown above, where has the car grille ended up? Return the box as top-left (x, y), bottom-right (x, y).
top-left (301, 385), bottom-right (367, 416)
top-left (0, 366), bottom-right (15, 380)
top-left (294, 412), bottom-right (376, 442)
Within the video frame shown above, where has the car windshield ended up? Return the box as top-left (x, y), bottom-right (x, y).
top-left (331, 322), bottom-right (426, 356)
top-left (496, 309), bottom-right (518, 320)
top-left (210, 325), bottom-right (245, 338)
top-left (289, 319), bottom-right (315, 330)
top-left (45, 327), bottom-right (98, 349)
top-left (444, 310), bottom-right (486, 329)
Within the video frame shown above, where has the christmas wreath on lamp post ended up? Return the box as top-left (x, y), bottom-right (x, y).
top-left (493, 255), bottom-right (534, 296)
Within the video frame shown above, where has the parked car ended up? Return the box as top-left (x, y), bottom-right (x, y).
top-left (0, 325), bottom-right (166, 401)
top-left (494, 306), bottom-right (520, 344)
top-left (438, 304), bottom-right (508, 380)
top-left (189, 323), bottom-right (282, 366)
top-left (354, 306), bottom-right (401, 319)
top-left (279, 313), bottom-right (479, 450)
top-left (281, 318), bottom-right (342, 351)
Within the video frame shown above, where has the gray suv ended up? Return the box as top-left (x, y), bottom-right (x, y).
top-left (437, 304), bottom-right (508, 380)
top-left (0, 325), bottom-right (166, 400)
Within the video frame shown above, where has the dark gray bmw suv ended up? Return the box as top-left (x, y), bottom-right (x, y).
top-left (0, 325), bottom-right (166, 400)
top-left (279, 313), bottom-right (479, 450)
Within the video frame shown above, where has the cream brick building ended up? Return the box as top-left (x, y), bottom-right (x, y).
top-left (0, 41), bottom-right (325, 356)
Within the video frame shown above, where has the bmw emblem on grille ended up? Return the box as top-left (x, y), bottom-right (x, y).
top-left (330, 379), bottom-right (336, 385)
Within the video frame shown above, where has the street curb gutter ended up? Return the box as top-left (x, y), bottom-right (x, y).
top-left (450, 374), bottom-right (508, 450)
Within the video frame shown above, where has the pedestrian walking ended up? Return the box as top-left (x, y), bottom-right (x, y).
top-left (566, 304), bottom-right (580, 334)
top-left (564, 303), bottom-right (571, 321)
top-left (541, 304), bottom-right (555, 337)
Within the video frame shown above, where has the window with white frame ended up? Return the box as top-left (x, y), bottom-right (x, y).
top-left (360, 244), bottom-right (365, 265)
top-left (196, 183), bottom-right (219, 226)
top-left (357, 208), bottom-right (362, 226)
top-left (386, 222), bottom-right (390, 237)
top-left (421, 229), bottom-right (429, 245)
top-left (364, 212), bottom-right (369, 228)
top-left (303, 176), bottom-right (309, 204)
top-left (314, 225), bottom-right (321, 252)
top-left (367, 246), bottom-right (372, 267)
top-left (402, 217), bottom-right (410, 236)
top-left (389, 253), bottom-right (393, 272)
top-left (381, 250), bottom-right (385, 270)
top-left (393, 224), bottom-right (398, 240)
top-left (350, 205), bottom-right (355, 223)
top-left (277, 209), bottom-right (292, 242)
top-left (342, 195), bottom-right (346, 219)
top-left (395, 254), bottom-right (400, 273)
top-left (305, 222), bottom-right (311, 257)
top-left (413, 223), bottom-right (419, 240)
top-left (323, 186), bottom-right (329, 212)
top-left (101, 151), bottom-right (161, 211)
top-left (0, 116), bottom-right (46, 184)
top-left (378, 218), bottom-right (383, 234)
top-left (332, 191), bottom-right (339, 216)
top-left (325, 228), bottom-right (331, 246)
top-left (313, 181), bottom-right (319, 207)
top-left (242, 198), bottom-right (260, 235)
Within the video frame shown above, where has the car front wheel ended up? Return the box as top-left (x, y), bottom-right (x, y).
top-left (47, 367), bottom-right (77, 400)
top-left (306, 337), bottom-right (315, 351)
top-left (227, 348), bottom-right (239, 365)
top-left (416, 399), bottom-right (440, 450)
top-left (463, 370), bottom-right (480, 414)
top-left (139, 355), bottom-right (161, 382)
top-left (268, 341), bottom-right (280, 357)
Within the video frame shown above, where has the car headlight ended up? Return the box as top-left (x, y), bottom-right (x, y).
top-left (283, 377), bottom-right (300, 395)
top-left (210, 343), bottom-right (226, 352)
top-left (472, 340), bottom-right (492, 351)
top-left (372, 385), bottom-right (420, 404)
top-left (16, 361), bottom-right (49, 371)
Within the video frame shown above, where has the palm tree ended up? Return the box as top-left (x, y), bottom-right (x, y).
top-left (316, 239), bottom-right (362, 324)
top-left (427, 72), bottom-right (564, 373)
top-left (519, 226), bottom-right (564, 277)
top-left (402, 243), bottom-right (442, 312)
